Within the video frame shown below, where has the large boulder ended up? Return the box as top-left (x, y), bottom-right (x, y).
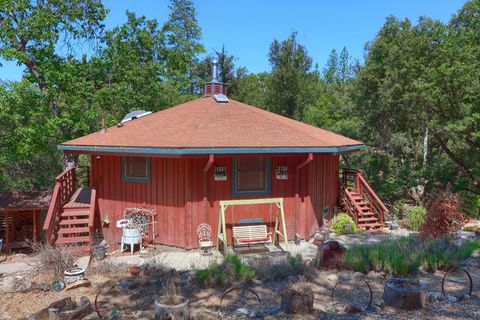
top-left (0, 276), bottom-right (32, 293)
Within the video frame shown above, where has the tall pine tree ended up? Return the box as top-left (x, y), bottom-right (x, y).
top-left (163, 0), bottom-right (205, 93)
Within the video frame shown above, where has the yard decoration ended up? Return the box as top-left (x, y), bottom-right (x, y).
top-left (155, 274), bottom-right (189, 320)
top-left (197, 223), bottom-right (213, 255)
top-left (118, 207), bottom-right (157, 254)
top-left (316, 240), bottom-right (346, 269)
top-left (384, 278), bottom-right (427, 310)
top-left (442, 267), bottom-right (473, 300)
top-left (331, 279), bottom-right (373, 313)
top-left (63, 267), bottom-right (85, 283)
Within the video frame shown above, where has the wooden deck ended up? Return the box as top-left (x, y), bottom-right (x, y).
top-left (63, 187), bottom-right (91, 209)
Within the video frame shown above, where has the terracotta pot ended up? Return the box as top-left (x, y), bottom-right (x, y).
top-left (128, 265), bottom-right (141, 277)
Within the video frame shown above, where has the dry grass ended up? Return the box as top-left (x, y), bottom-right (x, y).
top-left (31, 244), bottom-right (79, 277)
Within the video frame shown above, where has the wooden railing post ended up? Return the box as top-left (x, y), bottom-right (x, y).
top-left (43, 167), bottom-right (77, 245)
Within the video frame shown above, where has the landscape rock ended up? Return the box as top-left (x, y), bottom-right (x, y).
top-left (471, 249), bottom-right (480, 258)
top-left (132, 311), bottom-right (156, 319)
top-left (249, 310), bottom-right (261, 318)
top-left (352, 272), bottom-right (365, 281)
top-left (447, 295), bottom-right (458, 303)
top-left (232, 308), bottom-right (249, 318)
top-left (281, 283), bottom-right (314, 314)
top-left (25, 297), bottom-right (76, 320)
top-left (326, 274), bottom-right (339, 282)
top-left (366, 271), bottom-right (383, 280)
top-left (65, 279), bottom-right (91, 291)
top-left (324, 304), bottom-right (337, 314)
top-left (461, 293), bottom-right (471, 300)
top-left (190, 308), bottom-right (217, 320)
top-left (106, 308), bottom-right (121, 320)
top-left (81, 313), bottom-right (100, 320)
top-left (426, 291), bottom-right (445, 303)
top-left (0, 311), bottom-right (12, 320)
top-left (0, 275), bottom-right (32, 293)
top-left (344, 303), bottom-right (362, 314)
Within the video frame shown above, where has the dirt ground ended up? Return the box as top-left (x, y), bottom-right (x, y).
top-left (1, 257), bottom-right (480, 319)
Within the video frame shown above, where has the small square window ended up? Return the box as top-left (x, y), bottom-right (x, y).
top-left (122, 157), bottom-right (151, 183)
top-left (232, 157), bottom-right (271, 196)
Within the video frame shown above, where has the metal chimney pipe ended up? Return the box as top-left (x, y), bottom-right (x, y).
top-left (211, 59), bottom-right (218, 82)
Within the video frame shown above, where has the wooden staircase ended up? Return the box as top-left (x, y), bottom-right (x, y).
top-left (339, 169), bottom-right (388, 230)
top-left (43, 167), bottom-right (96, 253)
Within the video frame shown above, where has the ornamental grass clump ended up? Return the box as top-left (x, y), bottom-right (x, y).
top-left (342, 236), bottom-right (480, 276)
top-left (195, 254), bottom-right (255, 288)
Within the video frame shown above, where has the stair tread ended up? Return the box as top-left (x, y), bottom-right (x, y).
top-left (358, 217), bottom-right (380, 222)
top-left (61, 211), bottom-right (90, 217)
top-left (360, 222), bottom-right (383, 227)
top-left (55, 236), bottom-right (91, 244)
top-left (58, 227), bottom-right (90, 234)
top-left (59, 218), bottom-right (89, 226)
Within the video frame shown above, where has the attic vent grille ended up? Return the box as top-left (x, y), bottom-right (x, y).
top-left (214, 94), bottom-right (229, 103)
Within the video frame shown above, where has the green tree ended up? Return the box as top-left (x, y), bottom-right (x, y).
top-left (267, 31), bottom-right (314, 120)
top-left (0, 0), bottom-right (107, 118)
top-left (163, 0), bottom-right (205, 93)
top-left (323, 49), bottom-right (338, 83)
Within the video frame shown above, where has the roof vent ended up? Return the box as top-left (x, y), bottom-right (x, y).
top-left (213, 94), bottom-right (229, 103)
top-left (203, 60), bottom-right (227, 97)
top-left (121, 110), bottom-right (152, 123)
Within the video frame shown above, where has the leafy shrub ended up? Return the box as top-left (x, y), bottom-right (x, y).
top-left (405, 206), bottom-right (426, 231)
top-left (333, 213), bottom-right (358, 234)
top-left (421, 191), bottom-right (465, 239)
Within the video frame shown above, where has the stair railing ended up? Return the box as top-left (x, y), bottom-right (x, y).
top-left (339, 168), bottom-right (389, 227)
top-left (339, 184), bottom-right (362, 225)
top-left (356, 172), bottom-right (388, 227)
top-left (43, 167), bottom-right (77, 245)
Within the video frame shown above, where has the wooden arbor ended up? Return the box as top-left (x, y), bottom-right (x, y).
top-left (216, 197), bottom-right (288, 253)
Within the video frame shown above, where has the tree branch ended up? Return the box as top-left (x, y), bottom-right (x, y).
top-left (433, 132), bottom-right (480, 192)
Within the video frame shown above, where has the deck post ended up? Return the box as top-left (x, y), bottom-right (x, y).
top-left (4, 210), bottom-right (9, 253)
top-left (32, 209), bottom-right (38, 244)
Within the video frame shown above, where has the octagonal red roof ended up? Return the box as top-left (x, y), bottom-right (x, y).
top-left (59, 97), bottom-right (363, 155)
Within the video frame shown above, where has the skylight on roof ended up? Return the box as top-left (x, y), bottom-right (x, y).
top-left (121, 110), bottom-right (152, 123)
top-left (213, 94), bottom-right (229, 103)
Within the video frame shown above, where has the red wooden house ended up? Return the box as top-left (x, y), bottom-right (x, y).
top-left (43, 65), bottom-right (387, 251)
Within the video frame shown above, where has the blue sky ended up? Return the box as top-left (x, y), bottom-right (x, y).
top-left (0, 0), bottom-right (466, 81)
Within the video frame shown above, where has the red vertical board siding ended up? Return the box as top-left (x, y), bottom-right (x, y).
top-left (90, 154), bottom-right (339, 249)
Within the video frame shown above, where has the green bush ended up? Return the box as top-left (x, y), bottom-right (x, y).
top-left (405, 206), bottom-right (426, 231)
top-left (342, 236), bottom-right (480, 276)
top-left (333, 213), bottom-right (358, 234)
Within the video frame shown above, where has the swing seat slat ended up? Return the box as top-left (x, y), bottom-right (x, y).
top-left (233, 224), bottom-right (272, 247)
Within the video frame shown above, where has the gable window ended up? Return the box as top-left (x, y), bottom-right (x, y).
top-left (232, 157), bottom-right (271, 196)
top-left (122, 157), bottom-right (151, 183)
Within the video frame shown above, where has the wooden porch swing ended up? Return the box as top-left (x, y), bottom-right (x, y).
top-left (216, 197), bottom-right (288, 253)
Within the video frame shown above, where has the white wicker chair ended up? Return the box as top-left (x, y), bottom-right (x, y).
top-left (197, 223), bottom-right (213, 255)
